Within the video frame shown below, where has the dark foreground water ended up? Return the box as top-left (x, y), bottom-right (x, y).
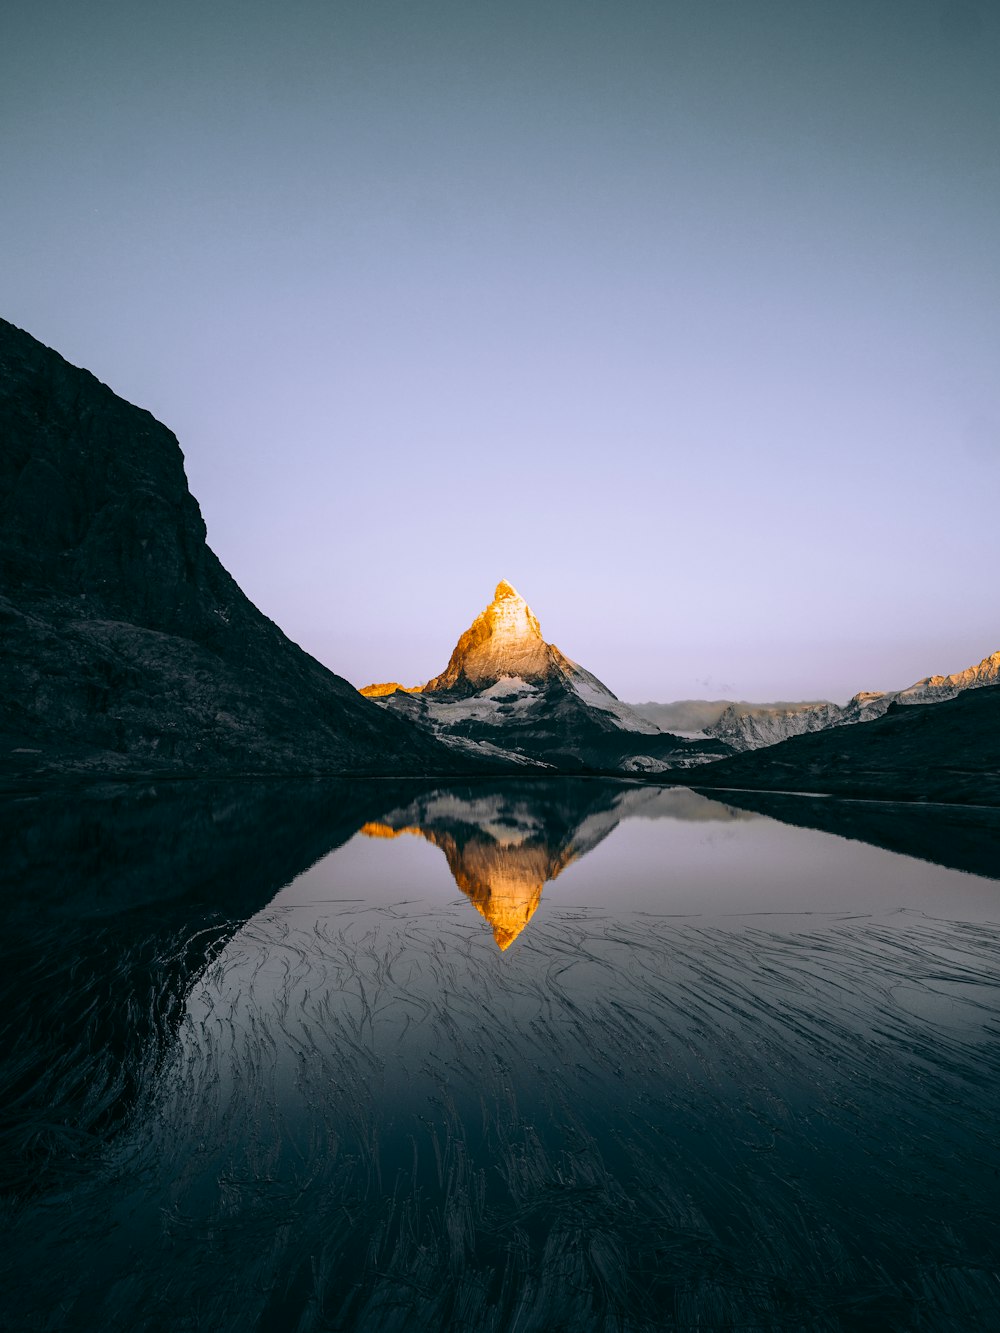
top-left (2, 779), bottom-right (999, 1331)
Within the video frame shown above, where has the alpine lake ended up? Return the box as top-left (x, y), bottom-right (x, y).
top-left (3, 777), bottom-right (999, 1332)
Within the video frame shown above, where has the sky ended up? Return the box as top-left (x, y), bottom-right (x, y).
top-left (2, 0), bottom-right (998, 703)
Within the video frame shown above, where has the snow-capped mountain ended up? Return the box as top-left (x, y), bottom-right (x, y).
top-left (707, 691), bottom-right (894, 752)
top-left (896, 649), bottom-right (1000, 704)
top-left (692, 683), bottom-right (1000, 805)
top-left (642, 649), bottom-right (1000, 754)
top-left (360, 581), bottom-right (729, 772)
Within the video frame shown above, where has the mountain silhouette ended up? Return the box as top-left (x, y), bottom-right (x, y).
top-left (0, 318), bottom-right (470, 780)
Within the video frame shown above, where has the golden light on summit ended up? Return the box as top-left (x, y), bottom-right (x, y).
top-left (358, 682), bottom-right (420, 699)
top-left (360, 578), bottom-right (567, 697)
top-left (358, 574), bottom-right (687, 774)
top-left (360, 821), bottom-right (423, 839)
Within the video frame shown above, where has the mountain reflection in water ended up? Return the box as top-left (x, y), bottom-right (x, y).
top-left (3, 778), bottom-right (1000, 1332)
top-left (359, 784), bottom-right (752, 948)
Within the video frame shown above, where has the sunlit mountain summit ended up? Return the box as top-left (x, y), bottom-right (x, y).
top-left (361, 581), bottom-right (728, 772)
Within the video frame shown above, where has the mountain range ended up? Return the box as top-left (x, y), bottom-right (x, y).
top-left (628, 643), bottom-right (1000, 802)
top-left (362, 577), bottom-right (1000, 794)
top-left (633, 649), bottom-right (1000, 753)
top-left (691, 683), bottom-right (1000, 805)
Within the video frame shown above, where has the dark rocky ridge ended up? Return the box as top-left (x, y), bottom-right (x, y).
top-left (0, 318), bottom-right (461, 779)
top-left (690, 684), bottom-right (1000, 806)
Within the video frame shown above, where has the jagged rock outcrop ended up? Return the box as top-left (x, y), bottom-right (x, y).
top-left (422, 579), bottom-right (565, 690)
top-left (708, 701), bottom-right (841, 751)
top-left (361, 581), bottom-right (730, 772)
top-left (359, 681), bottom-right (421, 699)
top-left (0, 317), bottom-right (461, 779)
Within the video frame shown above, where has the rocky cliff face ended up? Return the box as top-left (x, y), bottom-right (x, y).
top-left (362, 581), bottom-right (589, 700)
top-left (0, 317), bottom-right (456, 779)
top-left (361, 581), bottom-right (730, 772)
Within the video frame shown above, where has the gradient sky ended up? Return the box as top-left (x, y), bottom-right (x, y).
top-left (3, 0), bottom-right (998, 702)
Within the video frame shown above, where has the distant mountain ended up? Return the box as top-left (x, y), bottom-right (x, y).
top-left (361, 581), bottom-right (729, 772)
top-left (629, 700), bottom-right (735, 734)
top-left (690, 684), bottom-right (1000, 805)
top-left (630, 698), bottom-right (834, 739)
top-left (897, 649), bottom-right (1000, 703)
top-left (634, 648), bottom-right (1000, 755)
top-left (0, 318), bottom-right (461, 780)
top-left (707, 692), bottom-right (891, 751)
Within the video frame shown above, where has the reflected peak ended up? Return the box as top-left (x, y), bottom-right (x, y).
top-left (358, 783), bottom-right (756, 949)
top-left (361, 816), bottom-right (570, 949)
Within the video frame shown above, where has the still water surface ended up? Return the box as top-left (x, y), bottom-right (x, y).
top-left (3, 779), bottom-right (999, 1330)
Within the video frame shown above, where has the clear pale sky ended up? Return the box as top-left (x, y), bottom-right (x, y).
top-left (3, 0), bottom-right (998, 702)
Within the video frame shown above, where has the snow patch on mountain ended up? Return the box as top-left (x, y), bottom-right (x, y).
top-left (566, 666), bottom-right (661, 734)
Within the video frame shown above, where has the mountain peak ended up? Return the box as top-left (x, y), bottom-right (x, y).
top-left (900, 647), bottom-right (1000, 700)
top-left (358, 580), bottom-right (716, 762)
top-left (421, 580), bottom-right (551, 692)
